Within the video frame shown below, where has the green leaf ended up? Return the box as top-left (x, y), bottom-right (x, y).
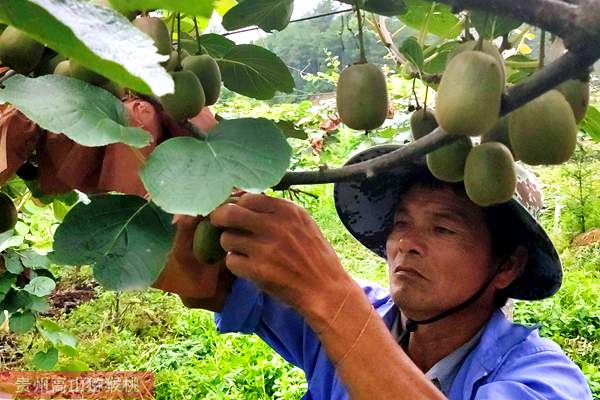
top-left (0, 0), bottom-right (173, 96)
top-left (423, 41), bottom-right (459, 74)
top-left (4, 252), bottom-right (23, 275)
top-left (141, 118), bottom-right (291, 216)
top-left (20, 249), bottom-right (51, 270)
top-left (223, 0), bottom-right (294, 32)
top-left (471, 10), bottom-right (522, 39)
top-left (0, 289), bottom-right (30, 313)
top-left (33, 347), bottom-right (59, 370)
top-left (399, 0), bottom-right (462, 39)
top-left (580, 105), bottom-right (600, 142)
top-left (199, 34), bottom-right (236, 58)
top-left (0, 231), bottom-right (23, 253)
top-left (276, 121), bottom-right (308, 140)
top-left (218, 44), bottom-right (294, 100)
top-left (400, 37), bottom-right (424, 72)
top-left (9, 311), bottom-right (35, 334)
top-left (339, 0), bottom-right (407, 16)
top-left (0, 273), bottom-right (16, 294)
top-left (53, 195), bottom-right (175, 291)
top-left (29, 295), bottom-right (50, 313)
top-left (37, 319), bottom-right (78, 352)
top-left (24, 277), bottom-right (55, 297)
top-left (60, 360), bottom-right (89, 372)
top-left (109, 0), bottom-right (214, 17)
top-left (0, 75), bottom-right (151, 148)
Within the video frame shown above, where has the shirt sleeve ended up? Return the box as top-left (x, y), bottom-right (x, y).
top-left (474, 346), bottom-right (593, 400)
top-left (214, 277), bottom-right (391, 378)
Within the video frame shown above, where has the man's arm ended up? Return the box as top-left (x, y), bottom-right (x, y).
top-left (210, 193), bottom-right (447, 400)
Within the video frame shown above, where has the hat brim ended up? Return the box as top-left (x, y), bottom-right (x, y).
top-left (333, 144), bottom-right (562, 300)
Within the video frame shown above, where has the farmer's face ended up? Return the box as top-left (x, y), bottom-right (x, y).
top-left (385, 184), bottom-right (495, 321)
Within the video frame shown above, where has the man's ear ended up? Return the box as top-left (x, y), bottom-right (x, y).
top-left (495, 246), bottom-right (528, 290)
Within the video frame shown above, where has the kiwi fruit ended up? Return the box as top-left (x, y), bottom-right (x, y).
top-left (0, 193), bottom-right (17, 233)
top-left (0, 26), bottom-right (44, 75)
top-left (192, 219), bottom-right (226, 264)
top-left (410, 108), bottom-right (438, 140)
top-left (132, 16), bottom-right (171, 56)
top-left (160, 71), bottom-right (205, 121)
top-left (448, 40), bottom-right (505, 83)
top-left (165, 49), bottom-right (190, 71)
top-left (480, 117), bottom-right (516, 158)
top-left (336, 62), bottom-right (389, 131)
top-left (426, 136), bottom-right (473, 183)
top-left (436, 51), bottom-right (503, 136)
top-left (182, 55), bottom-right (222, 106)
top-left (34, 53), bottom-right (66, 76)
top-left (508, 90), bottom-right (577, 165)
top-left (69, 60), bottom-right (108, 85)
top-left (556, 79), bottom-right (589, 124)
top-left (464, 143), bottom-right (516, 207)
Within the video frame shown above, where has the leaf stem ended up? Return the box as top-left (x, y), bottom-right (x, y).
top-left (193, 17), bottom-right (204, 55)
top-left (354, 4), bottom-right (367, 63)
top-left (539, 29), bottom-right (546, 70)
top-left (176, 13), bottom-right (182, 70)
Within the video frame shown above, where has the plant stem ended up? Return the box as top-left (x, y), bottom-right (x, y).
top-left (176, 13), bottom-right (182, 70)
top-left (354, 4), bottom-right (367, 63)
top-left (193, 17), bottom-right (204, 55)
top-left (539, 29), bottom-right (546, 69)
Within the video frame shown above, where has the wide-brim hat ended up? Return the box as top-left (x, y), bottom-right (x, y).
top-left (334, 144), bottom-right (562, 300)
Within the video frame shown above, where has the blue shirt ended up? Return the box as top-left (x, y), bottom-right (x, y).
top-left (215, 278), bottom-right (593, 400)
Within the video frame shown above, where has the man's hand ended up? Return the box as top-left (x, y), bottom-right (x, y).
top-left (210, 193), bottom-right (354, 331)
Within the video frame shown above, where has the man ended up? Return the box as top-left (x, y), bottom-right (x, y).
top-left (161, 145), bottom-right (592, 399)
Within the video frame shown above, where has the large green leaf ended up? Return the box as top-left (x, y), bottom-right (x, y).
top-left (0, 273), bottom-right (16, 294)
top-left (9, 311), bottom-right (35, 334)
top-left (471, 10), bottom-right (522, 39)
top-left (580, 105), bottom-right (600, 142)
top-left (4, 252), bottom-right (23, 275)
top-left (109, 0), bottom-right (214, 17)
top-left (199, 34), bottom-right (236, 58)
top-left (339, 0), bottom-right (407, 16)
top-left (218, 44), bottom-right (294, 100)
top-left (33, 347), bottom-right (59, 371)
top-left (0, 75), bottom-right (151, 148)
top-left (399, 0), bottom-right (462, 39)
top-left (24, 277), bottom-right (56, 297)
top-left (140, 118), bottom-right (291, 216)
top-left (53, 195), bottom-right (175, 291)
top-left (0, 0), bottom-right (173, 96)
top-left (37, 319), bottom-right (78, 353)
top-left (400, 36), bottom-right (424, 72)
top-left (222, 0), bottom-right (294, 32)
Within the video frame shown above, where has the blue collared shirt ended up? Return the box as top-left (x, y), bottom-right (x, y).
top-left (215, 278), bottom-right (592, 399)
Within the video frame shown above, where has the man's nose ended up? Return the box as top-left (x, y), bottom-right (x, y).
top-left (395, 229), bottom-right (426, 256)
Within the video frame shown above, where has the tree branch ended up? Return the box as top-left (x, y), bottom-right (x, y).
top-left (272, 0), bottom-right (600, 190)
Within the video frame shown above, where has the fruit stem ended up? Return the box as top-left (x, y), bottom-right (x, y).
top-left (193, 17), bottom-right (205, 55)
top-left (0, 69), bottom-right (17, 87)
top-left (539, 29), bottom-right (546, 70)
top-left (176, 13), bottom-right (182, 70)
top-left (354, 3), bottom-right (367, 63)
top-left (411, 77), bottom-right (420, 109)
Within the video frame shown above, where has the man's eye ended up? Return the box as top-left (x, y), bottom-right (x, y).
top-left (434, 226), bottom-right (455, 234)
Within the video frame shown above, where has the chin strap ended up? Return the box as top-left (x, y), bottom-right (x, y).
top-left (397, 255), bottom-right (510, 351)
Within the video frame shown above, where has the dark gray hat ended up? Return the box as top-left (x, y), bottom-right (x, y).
top-left (334, 144), bottom-right (562, 300)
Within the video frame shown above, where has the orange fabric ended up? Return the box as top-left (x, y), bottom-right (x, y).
top-left (153, 215), bottom-right (221, 299)
top-left (0, 106), bottom-right (41, 185)
top-left (98, 98), bottom-right (163, 197)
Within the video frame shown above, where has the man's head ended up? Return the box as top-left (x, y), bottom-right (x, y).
top-left (385, 181), bottom-right (528, 321)
top-left (334, 144), bottom-right (562, 306)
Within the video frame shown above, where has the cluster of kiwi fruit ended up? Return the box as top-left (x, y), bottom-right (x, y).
top-left (0, 3), bottom-right (222, 122)
top-left (410, 39), bottom-right (588, 207)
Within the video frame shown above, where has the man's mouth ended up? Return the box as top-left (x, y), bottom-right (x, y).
top-left (393, 264), bottom-right (426, 279)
